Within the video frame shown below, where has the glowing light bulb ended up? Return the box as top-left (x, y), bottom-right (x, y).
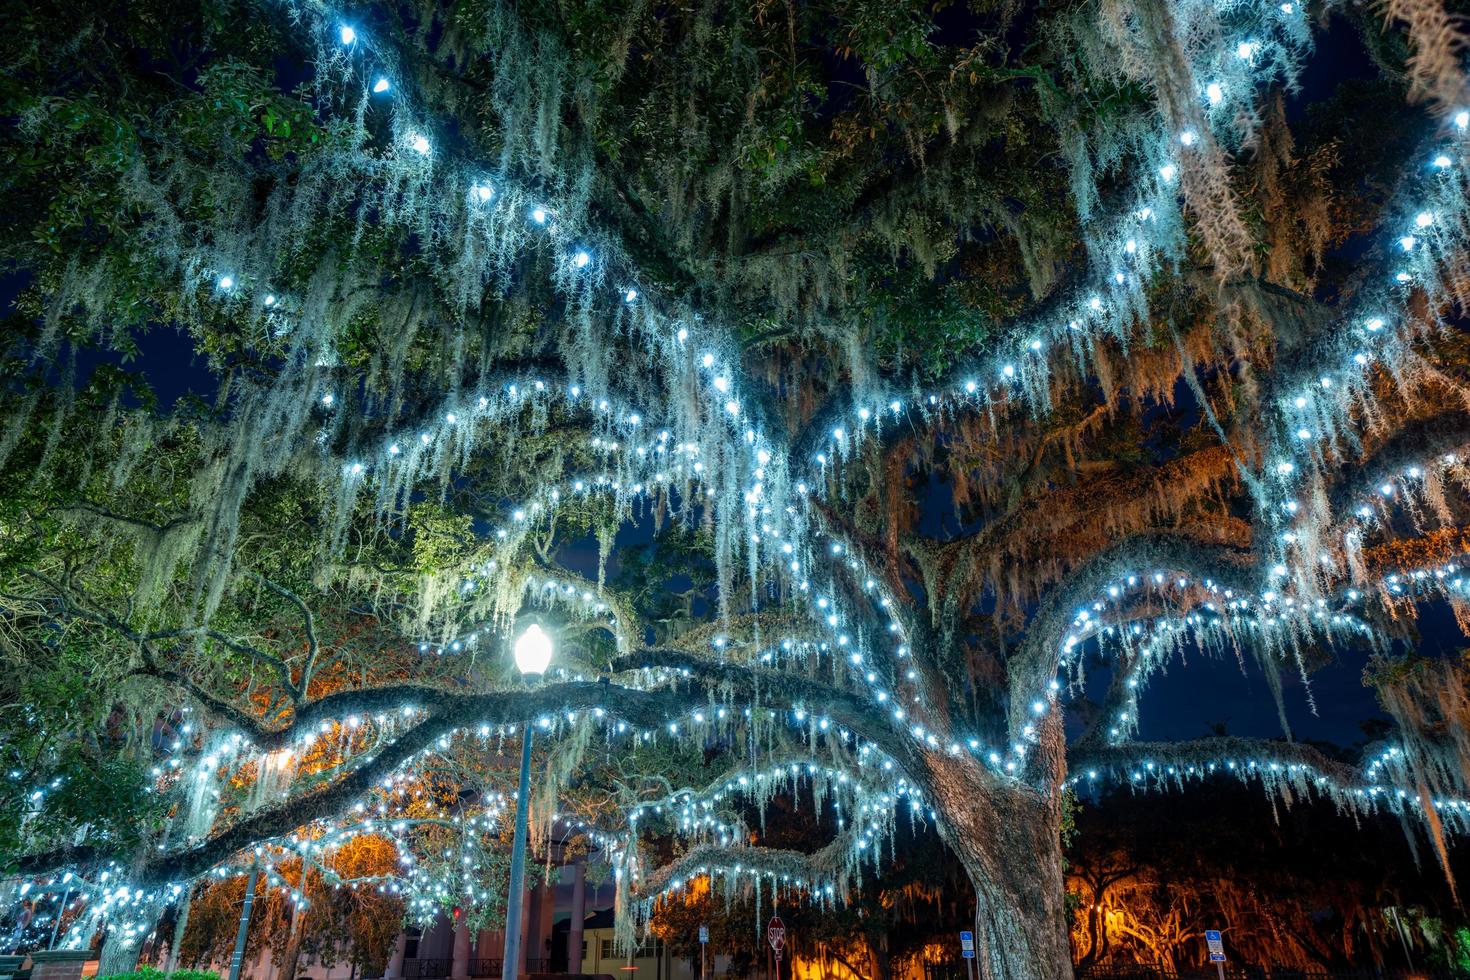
top-left (217, 275), bottom-right (233, 290)
top-left (473, 184), bottom-right (493, 202)
top-left (339, 25), bottom-right (357, 44)
top-left (1415, 211), bottom-right (1435, 228)
top-left (572, 250), bottom-right (591, 268)
top-left (513, 624), bottom-right (553, 676)
top-left (1236, 41), bottom-right (1257, 60)
top-left (1159, 164), bottom-right (1177, 181)
top-left (409, 134), bottom-right (431, 155)
top-left (1180, 129), bottom-right (1197, 146)
top-left (532, 207), bottom-right (547, 224)
top-left (1206, 82), bottom-right (1223, 105)
top-left (1456, 111), bottom-right (1469, 130)
top-left (373, 77), bottom-right (391, 94)
top-left (625, 289), bottom-right (637, 303)
top-left (1434, 154), bottom-right (1452, 168)
top-left (1365, 317), bottom-right (1384, 331)
top-left (1399, 236), bottom-right (1417, 251)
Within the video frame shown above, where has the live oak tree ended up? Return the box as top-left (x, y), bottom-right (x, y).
top-left (4, 0), bottom-right (1470, 978)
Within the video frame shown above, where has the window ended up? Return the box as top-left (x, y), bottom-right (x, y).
top-left (405, 926), bottom-right (423, 959)
top-left (600, 939), bottom-right (614, 959)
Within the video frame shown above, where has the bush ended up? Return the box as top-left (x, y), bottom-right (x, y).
top-left (95, 968), bottom-right (220, 980)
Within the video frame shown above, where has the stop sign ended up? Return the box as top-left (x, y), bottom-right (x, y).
top-left (767, 915), bottom-right (786, 957)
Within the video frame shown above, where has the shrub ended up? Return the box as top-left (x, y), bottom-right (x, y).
top-left (96, 968), bottom-right (220, 980)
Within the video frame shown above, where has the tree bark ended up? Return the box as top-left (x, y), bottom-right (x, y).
top-left (281, 900), bottom-right (305, 980)
top-left (923, 757), bottom-right (1073, 980)
top-left (165, 888), bottom-right (194, 977)
top-left (97, 923), bottom-right (150, 977)
top-left (862, 926), bottom-right (890, 980)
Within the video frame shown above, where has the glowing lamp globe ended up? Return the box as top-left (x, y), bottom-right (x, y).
top-left (513, 623), bottom-right (553, 676)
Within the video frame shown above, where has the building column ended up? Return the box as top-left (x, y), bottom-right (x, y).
top-left (475, 927), bottom-right (496, 973)
top-left (567, 860), bottom-right (586, 975)
top-left (520, 882), bottom-right (534, 973)
top-left (450, 918), bottom-right (472, 980)
top-left (535, 883), bottom-right (554, 971)
top-left (385, 932), bottom-right (407, 980)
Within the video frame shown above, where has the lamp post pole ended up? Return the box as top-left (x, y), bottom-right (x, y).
top-left (227, 857), bottom-right (260, 980)
top-left (47, 888), bottom-right (70, 950)
top-left (502, 623), bottom-right (552, 980)
top-left (501, 721), bottom-right (535, 980)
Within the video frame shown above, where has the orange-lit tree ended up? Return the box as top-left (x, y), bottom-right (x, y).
top-left (1065, 778), bottom-right (1470, 971)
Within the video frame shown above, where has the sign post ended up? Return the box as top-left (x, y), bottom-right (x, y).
top-left (699, 925), bottom-right (708, 980)
top-left (766, 916), bottom-right (785, 980)
top-left (958, 931), bottom-right (975, 980)
top-left (1204, 930), bottom-right (1226, 980)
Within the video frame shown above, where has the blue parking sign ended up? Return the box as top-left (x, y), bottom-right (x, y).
top-left (959, 931), bottom-right (974, 959)
top-left (1205, 930), bottom-right (1225, 962)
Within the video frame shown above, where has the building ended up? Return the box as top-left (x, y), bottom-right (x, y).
top-left (211, 854), bottom-right (741, 980)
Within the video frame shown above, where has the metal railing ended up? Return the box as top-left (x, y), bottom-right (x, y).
top-left (399, 957), bottom-right (557, 978)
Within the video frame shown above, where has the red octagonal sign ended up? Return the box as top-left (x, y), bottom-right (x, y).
top-left (767, 915), bottom-right (786, 956)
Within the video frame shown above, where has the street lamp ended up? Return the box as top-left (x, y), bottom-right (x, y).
top-left (513, 623), bottom-right (553, 676)
top-left (502, 623), bottom-right (552, 980)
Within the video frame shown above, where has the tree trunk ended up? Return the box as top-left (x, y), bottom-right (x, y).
top-left (864, 928), bottom-right (890, 980)
top-left (97, 923), bottom-right (149, 977)
top-left (281, 901), bottom-right (306, 980)
top-left (925, 757), bottom-right (1073, 980)
top-left (1090, 900), bottom-right (1109, 967)
top-left (165, 888), bottom-right (194, 977)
